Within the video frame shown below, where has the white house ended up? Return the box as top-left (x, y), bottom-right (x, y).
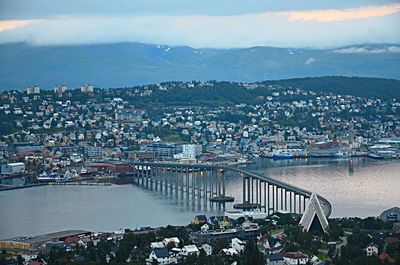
top-left (231, 238), bottom-right (246, 253)
top-left (366, 243), bottom-right (378, 256)
top-left (146, 247), bottom-right (172, 265)
top-left (179, 245), bottom-right (200, 256)
top-left (220, 248), bottom-right (239, 256)
top-left (258, 235), bottom-right (283, 254)
top-left (150, 241), bottom-right (165, 249)
top-left (162, 237), bottom-right (180, 248)
top-left (200, 223), bottom-right (210, 232)
top-left (282, 252), bottom-right (309, 265)
top-left (201, 243), bottom-right (213, 256)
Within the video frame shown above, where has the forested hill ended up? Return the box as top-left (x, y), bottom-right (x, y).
top-left (125, 77), bottom-right (400, 108)
top-left (262, 76), bottom-right (400, 99)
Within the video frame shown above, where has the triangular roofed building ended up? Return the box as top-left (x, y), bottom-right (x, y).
top-left (299, 193), bottom-right (329, 233)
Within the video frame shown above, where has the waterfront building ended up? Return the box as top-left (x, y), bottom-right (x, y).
top-left (89, 161), bottom-right (132, 174)
top-left (299, 194), bottom-right (329, 234)
top-left (1, 162), bottom-right (25, 175)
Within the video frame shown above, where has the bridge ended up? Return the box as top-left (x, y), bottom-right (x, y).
top-left (130, 162), bottom-right (332, 217)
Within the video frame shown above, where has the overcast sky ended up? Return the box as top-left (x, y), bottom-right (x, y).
top-left (0, 0), bottom-right (399, 48)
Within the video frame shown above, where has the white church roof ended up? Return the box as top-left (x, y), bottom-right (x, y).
top-left (299, 193), bottom-right (329, 233)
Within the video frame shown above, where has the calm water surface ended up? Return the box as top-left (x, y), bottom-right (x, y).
top-left (0, 158), bottom-right (399, 239)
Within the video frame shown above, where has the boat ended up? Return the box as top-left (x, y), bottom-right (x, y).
top-left (335, 150), bottom-right (352, 158)
top-left (272, 150), bottom-right (294, 160)
top-left (37, 173), bottom-right (62, 183)
top-left (272, 149), bottom-right (307, 159)
top-left (367, 153), bottom-right (384, 159)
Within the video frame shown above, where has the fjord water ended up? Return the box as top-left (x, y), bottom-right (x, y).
top-left (0, 158), bottom-right (399, 239)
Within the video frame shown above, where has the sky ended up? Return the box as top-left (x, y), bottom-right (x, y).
top-left (0, 0), bottom-right (399, 48)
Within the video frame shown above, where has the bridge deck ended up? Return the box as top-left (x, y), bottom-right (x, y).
top-left (131, 162), bottom-right (332, 217)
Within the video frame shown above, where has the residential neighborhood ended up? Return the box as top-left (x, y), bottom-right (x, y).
top-left (1, 80), bottom-right (400, 188)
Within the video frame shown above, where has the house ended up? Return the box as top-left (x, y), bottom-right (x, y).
top-left (146, 247), bottom-right (172, 265)
top-left (220, 248), bottom-right (239, 256)
top-left (162, 237), bottom-right (180, 248)
top-left (219, 219), bottom-right (231, 229)
top-left (150, 241), bottom-right (165, 249)
top-left (201, 243), bottom-right (213, 256)
top-left (179, 245), bottom-right (200, 256)
top-left (365, 243), bottom-right (378, 256)
top-left (63, 236), bottom-right (81, 246)
top-left (258, 235), bottom-right (283, 254)
top-left (21, 253), bottom-right (38, 263)
top-left (231, 238), bottom-right (246, 253)
top-left (194, 215), bottom-right (207, 225)
top-left (201, 223), bottom-right (210, 232)
top-left (282, 252), bottom-right (309, 265)
top-left (267, 254), bottom-right (286, 265)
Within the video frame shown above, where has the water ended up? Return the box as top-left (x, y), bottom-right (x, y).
top-left (0, 158), bottom-right (399, 239)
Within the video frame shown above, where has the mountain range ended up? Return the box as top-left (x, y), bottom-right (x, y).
top-left (0, 42), bottom-right (399, 89)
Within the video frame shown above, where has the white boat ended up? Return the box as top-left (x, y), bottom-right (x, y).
top-left (272, 149), bottom-right (307, 159)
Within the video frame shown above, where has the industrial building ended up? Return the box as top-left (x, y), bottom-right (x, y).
top-left (1, 162), bottom-right (25, 175)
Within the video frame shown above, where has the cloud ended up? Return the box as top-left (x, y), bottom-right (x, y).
top-left (0, 19), bottom-right (41, 32)
top-left (305, 58), bottom-right (316, 65)
top-left (333, 46), bottom-right (400, 54)
top-left (388, 46), bottom-right (400, 53)
top-left (281, 4), bottom-right (400, 22)
top-left (0, 4), bottom-right (399, 48)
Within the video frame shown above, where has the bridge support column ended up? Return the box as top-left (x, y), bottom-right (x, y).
top-left (263, 182), bottom-right (267, 213)
top-left (242, 176), bottom-right (246, 205)
top-left (255, 179), bottom-right (259, 206)
top-left (272, 186), bottom-right (275, 213)
top-left (285, 191), bottom-right (288, 211)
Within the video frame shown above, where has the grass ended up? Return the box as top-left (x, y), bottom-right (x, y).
top-left (162, 134), bottom-right (188, 144)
